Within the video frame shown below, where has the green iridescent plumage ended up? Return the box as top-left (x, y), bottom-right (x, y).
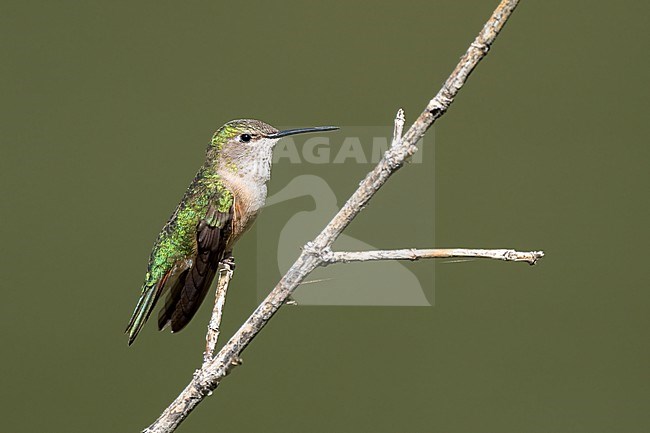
top-left (146, 170), bottom-right (232, 285)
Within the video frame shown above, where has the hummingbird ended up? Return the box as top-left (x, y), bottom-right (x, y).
top-left (125, 119), bottom-right (338, 345)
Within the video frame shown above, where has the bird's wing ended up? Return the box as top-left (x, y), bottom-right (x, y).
top-left (157, 199), bottom-right (233, 333)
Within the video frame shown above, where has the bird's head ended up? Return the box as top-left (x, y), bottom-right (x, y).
top-left (207, 119), bottom-right (337, 178)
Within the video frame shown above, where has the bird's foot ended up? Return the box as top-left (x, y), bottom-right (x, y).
top-left (221, 256), bottom-right (236, 271)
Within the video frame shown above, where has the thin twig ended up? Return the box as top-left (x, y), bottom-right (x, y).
top-left (143, 1), bottom-right (525, 431)
top-left (321, 248), bottom-right (544, 266)
top-left (391, 108), bottom-right (405, 148)
top-left (203, 258), bottom-right (234, 364)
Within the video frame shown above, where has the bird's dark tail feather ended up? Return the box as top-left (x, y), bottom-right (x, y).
top-left (157, 269), bottom-right (188, 330)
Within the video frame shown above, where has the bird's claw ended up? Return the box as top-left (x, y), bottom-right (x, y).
top-left (221, 256), bottom-right (236, 271)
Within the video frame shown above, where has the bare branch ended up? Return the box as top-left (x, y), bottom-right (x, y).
top-left (203, 259), bottom-right (235, 364)
top-left (143, 1), bottom-right (526, 432)
top-left (321, 248), bottom-right (544, 266)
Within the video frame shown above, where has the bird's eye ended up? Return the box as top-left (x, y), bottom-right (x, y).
top-left (239, 134), bottom-right (252, 143)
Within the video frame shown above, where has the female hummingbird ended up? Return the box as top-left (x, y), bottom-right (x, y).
top-left (125, 119), bottom-right (338, 345)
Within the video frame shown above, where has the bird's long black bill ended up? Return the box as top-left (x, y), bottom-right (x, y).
top-left (267, 125), bottom-right (338, 138)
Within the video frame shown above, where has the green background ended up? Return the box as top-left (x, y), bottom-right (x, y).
top-left (1, 1), bottom-right (648, 432)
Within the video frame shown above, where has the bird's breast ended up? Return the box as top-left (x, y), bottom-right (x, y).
top-left (220, 171), bottom-right (268, 244)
